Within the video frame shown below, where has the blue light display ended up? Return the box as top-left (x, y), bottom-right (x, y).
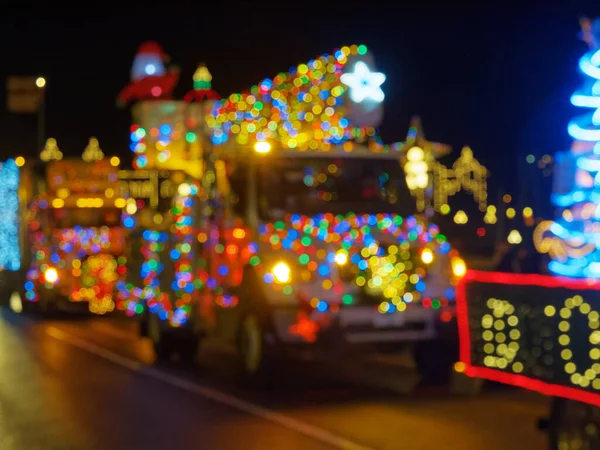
top-left (547, 19), bottom-right (600, 278)
top-left (0, 159), bottom-right (21, 271)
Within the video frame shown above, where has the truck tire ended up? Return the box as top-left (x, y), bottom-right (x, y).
top-left (147, 313), bottom-right (199, 364)
top-left (148, 313), bottom-right (176, 362)
top-left (548, 397), bottom-right (600, 449)
top-left (236, 311), bottom-right (274, 387)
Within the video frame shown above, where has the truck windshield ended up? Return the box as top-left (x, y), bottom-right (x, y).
top-left (255, 156), bottom-right (414, 218)
top-left (51, 208), bottom-right (121, 228)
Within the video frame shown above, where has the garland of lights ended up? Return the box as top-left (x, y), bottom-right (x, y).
top-left (255, 213), bottom-right (460, 314)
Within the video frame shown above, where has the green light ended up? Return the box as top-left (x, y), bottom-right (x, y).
top-left (186, 132), bottom-right (196, 143)
top-left (357, 45), bottom-right (367, 55)
top-left (250, 256), bottom-right (260, 266)
top-left (343, 294), bottom-right (354, 305)
top-left (526, 154), bottom-right (535, 164)
top-left (299, 254), bottom-right (310, 264)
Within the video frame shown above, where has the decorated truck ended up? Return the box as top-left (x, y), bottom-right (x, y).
top-left (118, 42), bottom-right (467, 383)
top-left (456, 18), bottom-right (600, 448)
top-left (15, 138), bottom-right (127, 315)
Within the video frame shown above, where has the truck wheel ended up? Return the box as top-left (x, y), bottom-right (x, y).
top-left (548, 398), bottom-right (600, 449)
top-left (413, 338), bottom-right (458, 386)
top-left (147, 313), bottom-right (199, 364)
top-left (237, 312), bottom-right (273, 387)
top-left (148, 314), bottom-right (175, 362)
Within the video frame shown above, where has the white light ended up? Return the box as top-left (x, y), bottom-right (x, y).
top-left (145, 64), bottom-right (157, 75)
top-left (35, 77), bottom-right (46, 88)
top-left (254, 141), bottom-right (271, 153)
top-left (272, 262), bottom-right (291, 283)
top-left (421, 248), bottom-right (434, 264)
top-left (335, 251), bottom-right (348, 266)
top-left (340, 61), bottom-right (386, 103)
top-left (44, 267), bottom-right (58, 283)
top-left (178, 183), bottom-right (191, 196)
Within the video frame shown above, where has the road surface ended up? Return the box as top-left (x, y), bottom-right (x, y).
top-left (0, 308), bottom-right (549, 450)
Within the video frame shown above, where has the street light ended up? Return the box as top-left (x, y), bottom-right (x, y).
top-left (35, 76), bottom-right (46, 155)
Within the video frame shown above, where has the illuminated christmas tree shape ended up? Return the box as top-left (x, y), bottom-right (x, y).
top-left (535, 18), bottom-right (600, 278)
top-left (193, 64), bottom-right (212, 90)
top-left (82, 137), bottom-right (104, 162)
top-left (40, 138), bottom-right (63, 162)
top-left (207, 45), bottom-right (390, 151)
top-left (340, 61), bottom-right (386, 103)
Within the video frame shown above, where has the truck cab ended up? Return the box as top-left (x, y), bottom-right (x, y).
top-left (141, 142), bottom-right (466, 382)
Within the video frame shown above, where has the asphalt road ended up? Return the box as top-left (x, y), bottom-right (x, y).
top-left (0, 308), bottom-right (551, 450)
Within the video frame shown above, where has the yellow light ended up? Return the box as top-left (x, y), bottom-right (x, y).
top-left (57, 188), bottom-right (70, 199)
top-left (15, 156), bottom-right (25, 167)
top-left (126, 201), bottom-right (137, 215)
top-left (507, 229), bottom-right (522, 244)
top-left (421, 248), bottom-right (434, 264)
top-left (335, 251), bottom-right (348, 266)
top-left (254, 141), bottom-right (272, 153)
top-left (92, 198), bottom-right (104, 208)
top-left (506, 208), bottom-right (516, 219)
top-left (452, 257), bottom-right (467, 277)
top-left (523, 207), bottom-right (533, 218)
top-left (52, 198), bottom-right (64, 208)
top-left (114, 198), bottom-right (126, 208)
top-left (105, 188), bottom-right (114, 198)
top-left (44, 267), bottom-right (58, 283)
top-left (178, 183), bottom-right (191, 196)
top-left (110, 156), bottom-right (120, 167)
top-left (454, 210), bottom-right (468, 224)
top-left (272, 262), bottom-right (291, 283)
top-left (454, 361), bottom-right (466, 373)
top-left (35, 77), bottom-right (46, 88)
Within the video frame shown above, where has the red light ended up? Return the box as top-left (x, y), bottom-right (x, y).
top-left (151, 86), bottom-right (162, 97)
top-left (440, 311), bottom-right (453, 322)
top-left (422, 297), bottom-right (432, 308)
top-left (477, 227), bottom-right (486, 237)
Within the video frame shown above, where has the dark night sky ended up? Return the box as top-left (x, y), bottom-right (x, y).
top-left (1, 2), bottom-right (599, 207)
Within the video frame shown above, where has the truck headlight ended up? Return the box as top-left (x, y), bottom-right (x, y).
top-left (272, 262), bottom-right (291, 283)
top-left (421, 248), bottom-right (434, 264)
top-left (44, 267), bottom-right (58, 283)
top-left (451, 257), bottom-right (467, 277)
top-left (335, 251), bottom-right (348, 266)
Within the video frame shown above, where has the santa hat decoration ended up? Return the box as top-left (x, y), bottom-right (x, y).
top-left (130, 41), bottom-right (169, 81)
top-left (136, 41), bottom-right (169, 62)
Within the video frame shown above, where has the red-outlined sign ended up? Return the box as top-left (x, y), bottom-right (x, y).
top-left (457, 270), bottom-right (600, 407)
